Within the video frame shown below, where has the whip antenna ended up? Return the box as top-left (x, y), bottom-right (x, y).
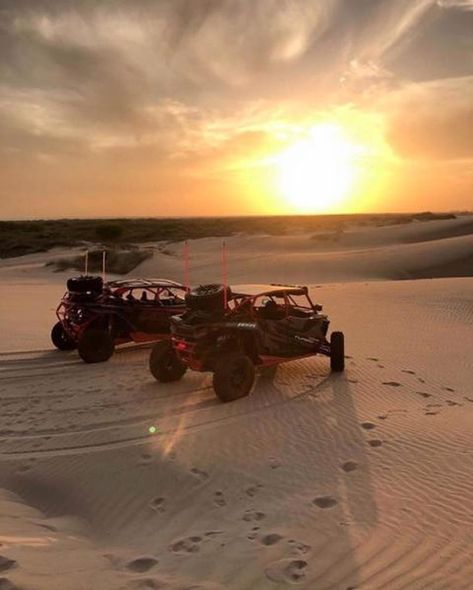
top-left (222, 240), bottom-right (228, 310)
top-left (184, 240), bottom-right (190, 292)
top-left (102, 250), bottom-right (106, 282)
top-left (84, 250), bottom-right (88, 276)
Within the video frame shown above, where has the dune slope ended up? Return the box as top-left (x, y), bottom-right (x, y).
top-left (0, 278), bottom-right (472, 589)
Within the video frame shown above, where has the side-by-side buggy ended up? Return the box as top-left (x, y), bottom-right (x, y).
top-left (51, 276), bottom-right (187, 363)
top-left (149, 283), bottom-right (345, 402)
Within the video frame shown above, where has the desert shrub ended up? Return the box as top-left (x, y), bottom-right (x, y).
top-left (0, 212), bottom-right (463, 260)
top-left (413, 212), bottom-right (456, 222)
top-left (47, 248), bottom-right (152, 275)
top-left (95, 224), bottom-right (124, 241)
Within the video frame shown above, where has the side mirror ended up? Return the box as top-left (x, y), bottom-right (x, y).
top-left (314, 304), bottom-right (323, 312)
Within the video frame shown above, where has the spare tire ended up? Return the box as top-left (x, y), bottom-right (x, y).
top-left (185, 284), bottom-right (231, 313)
top-left (67, 275), bottom-right (103, 295)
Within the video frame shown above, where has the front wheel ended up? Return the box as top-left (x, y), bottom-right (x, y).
top-left (149, 341), bottom-right (187, 382)
top-left (330, 331), bottom-right (345, 372)
top-left (51, 321), bottom-right (76, 351)
top-left (78, 328), bottom-right (115, 363)
top-left (213, 352), bottom-right (255, 403)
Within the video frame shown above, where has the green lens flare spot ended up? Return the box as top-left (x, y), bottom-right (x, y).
top-left (148, 426), bottom-right (157, 435)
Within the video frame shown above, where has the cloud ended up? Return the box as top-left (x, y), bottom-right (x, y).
top-left (381, 77), bottom-right (473, 160)
top-left (0, 0), bottom-right (472, 217)
top-left (437, 0), bottom-right (473, 9)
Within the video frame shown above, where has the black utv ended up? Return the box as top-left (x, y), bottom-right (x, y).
top-left (149, 283), bottom-right (344, 402)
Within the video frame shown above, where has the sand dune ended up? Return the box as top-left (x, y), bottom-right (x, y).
top-left (0, 218), bottom-right (472, 588)
top-left (1, 277), bottom-right (472, 589)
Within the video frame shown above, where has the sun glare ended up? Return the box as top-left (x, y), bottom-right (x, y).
top-left (275, 123), bottom-right (366, 213)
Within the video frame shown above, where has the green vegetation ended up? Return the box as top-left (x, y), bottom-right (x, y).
top-left (0, 212), bottom-right (458, 259)
top-left (47, 248), bottom-right (152, 275)
top-left (95, 223), bottom-right (124, 241)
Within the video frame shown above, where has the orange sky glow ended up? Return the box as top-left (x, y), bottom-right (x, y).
top-left (0, 1), bottom-right (472, 219)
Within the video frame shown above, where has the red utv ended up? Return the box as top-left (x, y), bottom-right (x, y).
top-left (51, 276), bottom-right (187, 363)
top-left (149, 283), bottom-right (345, 402)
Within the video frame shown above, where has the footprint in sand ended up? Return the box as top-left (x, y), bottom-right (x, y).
top-left (416, 392), bottom-right (432, 398)
top-left (288, 540), bottom-right (311, 556)
top-left (0, 556), bottom-right (16, 573)
top-left (313, 496), bottom-right (337, 509)
top-left (368, 439), bottom-right (383, 447)
top-left (139, 454), bottom-right (153, 466)
top-left (377, 415), bottom-right (388, 420)
top-left (269, 458), bottom-right (281, 469)
top-left (260, 533), bottom-right (283, 546)
top-left (401, 369), bottom-right (416, 375)
top-left (149, 497), bottom-right (165, 513)
top-left (126, 578), bottom-right (162, 590)
top-left (348, 379), bottom-right (358, 384)
top-left (0, 577), bottom-right (20, 590)
top-left (360, 422), bottom-right (376, 430)
top-left (367, 357), bottom-right (379, 362)
top-left (213, 491), bottom-right (226, 507)
top-left (341, 461), bottom-right (358, 473)
top-left (126, 557), bottom-right (158, 573)
top-left (265, 559), bottom-right (308, 584)
top-left (425, 411), bottom-right (439, 416)
top-left (383, 381), bottom-right (402, 387)
top-left (243, 509), bottom-right (266, 522)
top-left (446, 400), bottom-right (461, 406)
top-left (245, 484), bottom-right (263, 497)
top-left (442, 386), bottom-right (455, 392)
top-left (190, 468), bottom-right (209, 481)
top-left (169, 536), bottom-right (202, 554)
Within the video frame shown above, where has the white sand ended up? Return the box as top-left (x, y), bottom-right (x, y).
top-left (0, 217), bottom-right (472, 589)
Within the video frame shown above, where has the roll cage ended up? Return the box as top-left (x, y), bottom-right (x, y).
top-left (56, 278), bottom-right (187, 342)
top-left (226, 285), bottom-right (321, 320)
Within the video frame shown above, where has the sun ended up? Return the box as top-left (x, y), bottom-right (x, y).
top-left (274, 122), bottom-right (365, 213)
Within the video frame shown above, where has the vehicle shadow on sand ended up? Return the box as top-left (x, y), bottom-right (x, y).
top-left (246, 365), bottom-right (379, 589)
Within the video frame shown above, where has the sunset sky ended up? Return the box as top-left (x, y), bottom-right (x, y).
top-left (1, 0), bottom-right (472, 219)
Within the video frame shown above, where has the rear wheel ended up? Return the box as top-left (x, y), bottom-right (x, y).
top-left (330, 331), bottom-right (345, 372)
top-left (213, 352), bottom-right (255, 402)
top-left (149, 341), bottom-right (187, 382)
top-left (78, 328), bottom-right (115, 363)
top-left (51, 321), bottom-right (76, 351)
